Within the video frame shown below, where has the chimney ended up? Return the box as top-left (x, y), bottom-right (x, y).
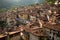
top-left (38, 19), bottom-right (43, 28)
top-left (47, 15), bottom-right (50, 22)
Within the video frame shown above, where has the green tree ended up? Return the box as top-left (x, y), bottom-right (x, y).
top-left (45, 0), bottom-right (55, 4)
top-left (0, 20), bottom-right (7, 30)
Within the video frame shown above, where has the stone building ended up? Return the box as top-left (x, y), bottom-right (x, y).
top-left (44, 23), bottom-right (60, 40)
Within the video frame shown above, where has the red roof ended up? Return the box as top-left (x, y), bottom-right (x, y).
top-left (44, 23), bottom-right (60, 31)
top-left (25, 26), bottom-right (45, 36)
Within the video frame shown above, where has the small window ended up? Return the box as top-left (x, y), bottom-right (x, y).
top-left (49, 36), bottom-right (51, 38)
top-left (41, 30), bottom-right (43, 32)
top-left (50, 31), bottom-right (51, 34)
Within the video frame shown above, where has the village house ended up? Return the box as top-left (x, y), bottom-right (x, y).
top-left (44, 23), bottom-right (60, 40)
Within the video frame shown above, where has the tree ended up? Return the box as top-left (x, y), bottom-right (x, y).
top-left (45, 0), bottom-right (55, 4)
top-left (0, 20), bottom-right (7, 30)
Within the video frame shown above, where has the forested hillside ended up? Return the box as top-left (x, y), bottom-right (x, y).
top-left (0, 0), bottom-right (45, 8)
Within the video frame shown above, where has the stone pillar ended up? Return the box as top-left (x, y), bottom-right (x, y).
top-left (54, 34), bottom-right (58, 40)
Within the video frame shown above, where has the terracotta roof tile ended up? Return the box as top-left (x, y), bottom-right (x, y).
top-left (25, 26), bottom-right (45, 36)
top-left (44, 23), bottom-right (60, 31)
